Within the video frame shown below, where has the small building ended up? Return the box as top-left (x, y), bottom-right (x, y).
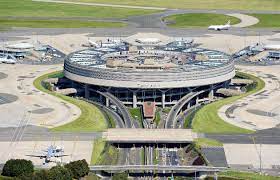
top-left (143, 102), bottom-right (156, 120)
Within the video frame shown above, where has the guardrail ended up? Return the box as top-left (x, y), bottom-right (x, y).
top-left (89, 165), bottom-right (228, 172)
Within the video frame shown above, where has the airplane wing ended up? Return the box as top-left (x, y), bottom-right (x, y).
top-left (54, 154), bottom-right (69, 157)
top-left (26, 154), bottom-right (47, 158)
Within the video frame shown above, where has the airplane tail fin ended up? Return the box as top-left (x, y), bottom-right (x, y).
top-left (226, 20), bottom-right (231, 25)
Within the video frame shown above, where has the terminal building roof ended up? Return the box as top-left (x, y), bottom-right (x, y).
top-left (66, 33), bottom-right (231, 73)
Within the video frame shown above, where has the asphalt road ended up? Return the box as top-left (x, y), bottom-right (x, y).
top-left (0, 125), bottom-right (102, 141)
top-left (0, 7), bottom-right (280, 40)
top-left (206, 129), bottom-right (280, 144)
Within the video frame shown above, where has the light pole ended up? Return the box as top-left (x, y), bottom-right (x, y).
top-left (251, 136), bottom-right (262, 174)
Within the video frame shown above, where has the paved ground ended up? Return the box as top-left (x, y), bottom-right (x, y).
top-left (228, 13), bottom-right (259, 27)
top-left (103, 128), bottom-right (197, 143)
top-left (219, 65), bottom-right (280, 130)
top-left (0, 64), bottom-right (81, 128)
top-left (224, 144), bottom-right (280, 175)
top-left (0, 141), bottom-right (93, 166)
top-left (201, 147), bottom-right (228, 167)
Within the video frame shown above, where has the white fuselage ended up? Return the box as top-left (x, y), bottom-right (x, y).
top-left (208, 24), bottom-right (230, 31)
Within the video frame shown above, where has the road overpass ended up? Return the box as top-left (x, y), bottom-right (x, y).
top-left (103, 128), bottom-right (198, 143)
top-left (89, 165), bottom-right (227, 173)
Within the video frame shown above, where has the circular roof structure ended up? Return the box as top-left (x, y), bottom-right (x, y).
top-left (64, 34), bottom-right (235, 89)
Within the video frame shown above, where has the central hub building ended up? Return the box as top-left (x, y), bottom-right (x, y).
top-left (64, 33), bottom-right (235, 108)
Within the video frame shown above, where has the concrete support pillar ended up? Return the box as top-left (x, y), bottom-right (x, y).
top-left (84, 84), bottom-right (89, 99)
top-left (105, 97), bottom-right (109, 107)
top-left (133, 91), bottom-right (137, 108)
top-left (224, 80), bottom-right (230, 88)
top-left (99, 94), bottom-right (102, 103)
top-left (162, 91), bottom-right (166, 108)
top-left (208, 85), bottom-right (214, 101)
top-left (196, 96), bottom-right (199, 105)
top-left (187, 102), bottom-right (191, 109)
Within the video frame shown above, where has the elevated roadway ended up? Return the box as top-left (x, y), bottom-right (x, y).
top-left (89, 165), bottom-right (227, 172)
top-left (165, 90), bottom-right (206, 128)
top-left (103, 128), bottom-right (198, 143)
top-left (97, 91), bottom-right (133, 128)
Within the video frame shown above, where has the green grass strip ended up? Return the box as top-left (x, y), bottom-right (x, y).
top-left (194, 138), bottom-right (223, 149)
top-left (66, 0), bottom-right (280, 11)
top-left (91, 139), bottom-right (106, 165)
top-left (33, 71), bottom-right (107, 132)
top-left (218, 171), bottom-right (280, 180)
top-left (0, 18), bottom-right (126, 28)
top-left (250, 14), bottom-right (280, 28)
top-left (155, 110), bottom-right (161, 126)
top-left (0, 0), bottom-right (160, 19)
top-left (192, 71), bottom-right (265, 134)
top-left (129, 107), bottom-right (143, 127)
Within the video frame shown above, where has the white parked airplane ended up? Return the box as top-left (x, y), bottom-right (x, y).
top-left (0, 54), bottom-right (16, 64)
top-left (208, 20), bottom-right (231, 31)
top-left (26, 145), bottom-right (69, 164)
top-left (88, 39), bottom-right (125, 49)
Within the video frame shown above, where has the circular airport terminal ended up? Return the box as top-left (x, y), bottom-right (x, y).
top-left (64, 33), bottom-right (235, 107)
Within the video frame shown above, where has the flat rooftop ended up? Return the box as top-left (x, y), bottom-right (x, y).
top-left (103, 128), bottom-right (197, 143)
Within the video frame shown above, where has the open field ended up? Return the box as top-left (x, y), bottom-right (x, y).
top-left (129, 108), bottom-right (143, 127)
top-left (91, 139), bottom-right (106, 165)
top-left (163, 13), bottom-right (240, 28)
top-left (192, 72), bottom-right (265, 134)
top-left (250, 14), bottom-right (280, 28)
top-left (91, 139), bottom-right (119, 165)
top-left (0, 0), bottom-right (159, 19)
top-left (0, 18), bottom-right (126, 28)
top-left (214, 171), bottom-right (280, 180)
top-left (33, 71), bottom-right (107, 132)
top-left (65, 0), bottom-right (280, 11)
top-left (194, 138), bottom-right (223, 149)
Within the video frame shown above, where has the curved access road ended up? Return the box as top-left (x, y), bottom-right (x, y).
top-left (165, 90), bottom-right (207, 128)
top-left (97, 91), bottom-right (133, 128)
top-left (227, 13), bottom-right (259, 27)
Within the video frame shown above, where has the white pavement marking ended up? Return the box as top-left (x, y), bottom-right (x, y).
top-left (218, 65), bottom-right (280, 130)
top-left (0, 141), bottom-right (93, 166)
top-left (224, 144), bottom-right (280, 169)
top-left (32, 0), bottom-right (166, 10)
top-left (227, 13), bottom-right (259, 28)
top-left (0, 64), bottom-right (81, 128)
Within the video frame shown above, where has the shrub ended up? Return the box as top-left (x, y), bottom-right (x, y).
top-left (31, 169), bottom-right (49, 180)
top-left (112, 172), bottom-right (128, 180)
top-left (2, 159), bottom-right (34, 177)
top-left (64, 159), bottom-right (89, 179)
top-left (48, 165), bottom-right (72, 180)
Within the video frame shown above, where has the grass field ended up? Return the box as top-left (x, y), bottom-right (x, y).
top-left (129, 108), bottom-right (143, 127)
top-left (250, 14), bottom-right (280, 28)
top-left (194, 138), bottom-right (223, 149)
top-left (0, 0), bottom-right (159, 18)
top-left (192, 72), bottom-right (265, 134)
top-left (163, 13), bottom-right (241, 28)
top-left (0, 18), bottom-right (126, 28)
top-left (0, 0), bottom-right (158, 28)
top-left (91, 139), bottom-right (119, 165)
top-left (91, 139), bottom-right (106, 165)
top-left (216, 171), bottom-right (280, 180)
top-left (68, 0), bottom-right (280, 11)
top-left (33, 71), bottom-right (107, 132)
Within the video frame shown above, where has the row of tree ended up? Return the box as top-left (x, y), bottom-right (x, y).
top-left (1, 159), bottom-right (89, 180)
